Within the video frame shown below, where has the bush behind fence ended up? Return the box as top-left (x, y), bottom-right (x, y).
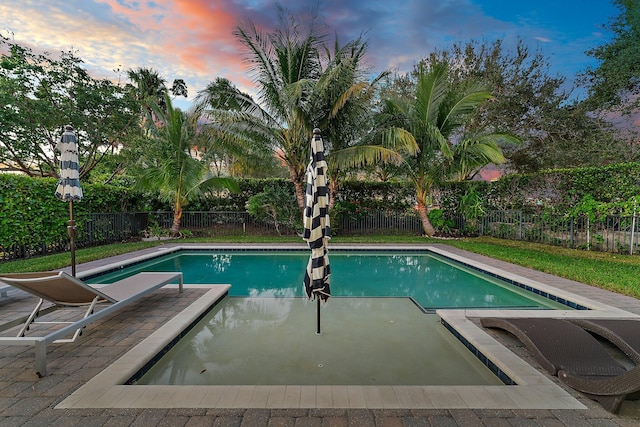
top-left (1, 209), bottom-right (638, 262)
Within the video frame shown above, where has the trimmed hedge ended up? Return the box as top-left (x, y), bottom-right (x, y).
top-left (2, 162), bottom-right (639, 249)
top-left (0, 175), bottom-right (145, 248)
top-left (439, 162), bottom-right (640, 216)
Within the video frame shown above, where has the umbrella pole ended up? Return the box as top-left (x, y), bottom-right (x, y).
top-left (316, 296), bottom-right (321, 335)
top-left (68, 201), bottom-right (76, 277)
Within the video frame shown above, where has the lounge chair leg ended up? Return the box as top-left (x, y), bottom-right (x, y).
top-left (34, 340), bottom-right (47, 378)
top-left (18, 299), bottom-right (45, 337)
top-left (54, 296), bottom-right (100, 343)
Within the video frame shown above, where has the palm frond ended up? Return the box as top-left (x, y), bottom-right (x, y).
top-left (440, 89), bottom-right (493, 134)
top-left (415, 63), bottom-right (449, 125)
top-left (379, 127), bottom-right (420, 155)
top-left (329, 145), bottom-right (404, 170)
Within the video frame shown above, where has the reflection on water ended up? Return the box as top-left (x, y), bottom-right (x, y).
top-left (135, 297), bottom-right (504, 386)
top-left (88, 251), bottom-right (565, 310)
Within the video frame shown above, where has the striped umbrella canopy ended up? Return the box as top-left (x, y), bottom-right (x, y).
top-left (55, 125), bottom-right (83, 276)
top-left (302, 128), bottom-right (331, 307)
top-left (55, 125), bottom-right (83, 202)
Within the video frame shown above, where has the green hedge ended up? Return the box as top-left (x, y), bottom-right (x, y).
top-left (0, 175), bottom-right (145, 248)
top-left (3, 163), bottom-right (638, 248)
top-left (0, 175), bottom-right (416, 248)
top-left (439, 163), bottom-right (640, 216)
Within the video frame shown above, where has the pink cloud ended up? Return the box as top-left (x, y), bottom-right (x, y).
top-left (96, 0), bottom-right (254, 94)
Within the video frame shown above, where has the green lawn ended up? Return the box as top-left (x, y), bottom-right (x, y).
top-left (1, 235), bottom-right (638, 299)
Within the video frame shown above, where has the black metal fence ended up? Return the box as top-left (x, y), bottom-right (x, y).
top-left (476, 210), bottom-right (640, 254)
top-left (2, 209), bottom-right (638, 262)
top-left (338, 210), bottom-right (423, 235)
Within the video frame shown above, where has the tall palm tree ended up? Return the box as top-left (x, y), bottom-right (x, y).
top-left (195, 78), bottom-right (281, 177)
top-left (312, 36), bottom-right (399, 208)
top-left (201, 12), bottom-right (396, 214)
top-left (379, 62), bottom-right (517, 236)
top-left (170, 79), bottom-right (188, 98)
top-left (227, 11), bottom-right (324, 213)
top-left (127, 67), bottom-right (167, 103)
top-left (135, 94), bottom-right (239, 236)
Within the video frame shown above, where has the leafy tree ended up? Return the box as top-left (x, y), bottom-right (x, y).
top-left (582, 0), bottom-right (640, 112)
top-left (134, 94), bottom-right (239, 236)
top-left (425, 39), bottom-right (627, 172)
top-left (378, 62), bottom-right (516, 236)
top-left (0, 35), bottom-right (140, 178)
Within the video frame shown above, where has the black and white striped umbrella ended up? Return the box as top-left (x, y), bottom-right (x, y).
top-left (55, 125), bottom-right (83, 202)
top-left (55, 125), bottom-right (83, 276)
top-left (303, 128), bottom-right (331, 307)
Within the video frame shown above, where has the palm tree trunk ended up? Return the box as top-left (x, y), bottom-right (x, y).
top-left (328, 176), bottom-right (339, 210)
top-left (170, 205), bottom-right (183, 237)
top-left (290, 168), bottom-right (307, 216)
top-left (416, 199), bottom-right (436, 237)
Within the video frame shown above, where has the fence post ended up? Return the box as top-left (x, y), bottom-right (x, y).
top-left (570, 220), bottom-right (574, 249)
top-left (631, 200), bottom-right (637, 255)
top-left (518, 210), bottom-right (523, 240)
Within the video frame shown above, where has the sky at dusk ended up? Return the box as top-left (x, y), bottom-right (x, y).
top-left (0, 0), bottom-right (619, 109)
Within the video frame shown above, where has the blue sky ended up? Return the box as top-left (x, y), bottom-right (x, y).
top-left (0, 0), bottom-right (619, 107)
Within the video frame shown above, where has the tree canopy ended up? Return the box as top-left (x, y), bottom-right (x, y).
top-left (582, 0), bottom-right (640, 111)
top-left (0, 35), bottom-right (140, 178)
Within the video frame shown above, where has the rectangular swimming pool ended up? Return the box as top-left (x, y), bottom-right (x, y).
top-left (86, 249), bottom-right (569, 310)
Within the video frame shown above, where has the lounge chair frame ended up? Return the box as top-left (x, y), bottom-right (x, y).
top-left (481, 317), bottom-right (640, 413)
top-left (0, 271), bottom-right (183, 376)
top-left (568, 318), bottom-right (640, 364)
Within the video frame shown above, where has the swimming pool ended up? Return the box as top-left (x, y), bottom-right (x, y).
top-left (87, 249), bottom-right (568, 310)
top-left (80, 246), bottom-right (578, 387)
top-left (130, 297), bottom-right (505, 386)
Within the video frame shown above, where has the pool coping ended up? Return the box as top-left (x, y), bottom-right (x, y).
top-left (57, 244), bottom-right (639, 410)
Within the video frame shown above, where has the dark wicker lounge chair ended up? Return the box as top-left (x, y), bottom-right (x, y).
top-left (568, 319), bottom-right (640, 364)
top-left (480, 317), bottom-right (640, 413)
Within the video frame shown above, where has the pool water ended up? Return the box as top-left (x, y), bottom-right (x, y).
top-left (89, 250), bottom-right (566, 310)
top-left (131, 297), bottom-right (505, 386)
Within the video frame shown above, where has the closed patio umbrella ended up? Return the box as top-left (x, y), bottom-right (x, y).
top-left (302, 128), bottom-right (331, 334)
top-left (55, 125), bottom-right (83, 276)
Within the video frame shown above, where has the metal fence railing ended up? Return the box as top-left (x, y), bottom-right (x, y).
top-left (338, 210), bottom-right (423, 235)
top-left (2, 209), bottom-right (638, 262)
top-left (476, 210), bottom-right (640, 254)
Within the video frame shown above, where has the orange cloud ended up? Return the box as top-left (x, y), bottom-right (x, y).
top-left (94, 0), bottom-right (255, 97)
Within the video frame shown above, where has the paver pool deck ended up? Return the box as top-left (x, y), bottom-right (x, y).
top-left (1, 243), bottom-right (639, 426)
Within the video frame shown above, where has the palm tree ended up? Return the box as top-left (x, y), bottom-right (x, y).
top-left (201, 12), bottom-right (395, 214)
top-left (312, 36), bottom-right (399, 208)
top-left (135, 94), bottom-right (239, 236)
top-left (195, 78), bottom-right (282, 177)
top-left (378, 62), bottom-right (517, 236)
top-left (126, 67), bottom-right (168, 121)
top-left (226, 11), bottom-right (324, 213)
top-left (170, 79), bottom-right (188, 98)
top-left (127, 67), bottom-right (167, 103)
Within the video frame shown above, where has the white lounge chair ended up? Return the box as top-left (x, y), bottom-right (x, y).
top-left (0, 270), bottom-right (183, 376)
